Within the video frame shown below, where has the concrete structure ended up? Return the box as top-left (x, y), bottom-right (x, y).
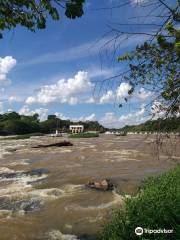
top-left (69, 125), bottom-right (84, 133)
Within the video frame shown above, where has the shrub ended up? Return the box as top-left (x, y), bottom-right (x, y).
top-left (99, 165), bottom-right (180, 240)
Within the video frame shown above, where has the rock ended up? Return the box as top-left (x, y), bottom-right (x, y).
top-left (86, 179), bottom-right (114, 191)
top-left (0, 197), bottom-right (42, 213)
top-left (32, 141), bottom-right (73, 148)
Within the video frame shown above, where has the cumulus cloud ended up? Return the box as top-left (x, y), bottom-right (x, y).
top-left (8, 96), bottom-right (22, 103)
top-left (136, 88), bottom-right (152, 100)
top-left (0, 56), bottom-right (16, 84)
top-left (116, 82), bottom-right (132, 100)
top-left (99, 82), bottom-right (132, 104)
top-left (100, 105), bottom-right (148, 128)
top-left (151, 100), bottom-right (167, 119)
top-left (55, 112), bottom-right (96, 122)
top-left (99, 84), bottom-right (152, 104)
top-left (19, 105), bottom-right (48, 121)
top-left (99, 90), bottom-right (114, 104)
top-left (26, 71), bottom-right (93, 105)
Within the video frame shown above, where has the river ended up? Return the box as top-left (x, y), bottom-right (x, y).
top-left (0, 134), bottom-right (179, 240)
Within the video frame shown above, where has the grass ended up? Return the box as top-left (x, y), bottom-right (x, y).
top-left (0, 132), bottom-right (44, 140)
top-left (68, 132), bottom-right (99, 138)
top-left (99, 165), bottom-right (180, 240)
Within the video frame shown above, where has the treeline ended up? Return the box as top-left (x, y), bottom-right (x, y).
top-left (119, 117), bottom-right (180, 133)
top-left (0, 112), bottom-right (105, 135)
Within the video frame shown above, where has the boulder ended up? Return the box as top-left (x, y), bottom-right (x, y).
top-left (86, 179), bottom-right (114, 191)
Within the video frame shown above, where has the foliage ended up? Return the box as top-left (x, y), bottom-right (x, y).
top-left (119, 117), bottom-right (180, 133)
top-left (0, 0), bottom-right (85, 38)
top-left (68, 132), bottom-right (99, 138)
top-left (0, 111), bottom-right (104, 135)
top-left (99, 165), bottom-right (180, 240)
top-left (117, 6), bottom-right (180, 116)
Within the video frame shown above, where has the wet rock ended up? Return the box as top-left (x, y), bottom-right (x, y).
top-left (0, 168), bottom-right (49, 180)
top-left (32, 141), bottom-right (73, 148)
top-left (0, 197), bottom-right (42, 213)
top-left (26, 168), bottom-right (49, 177)
top-left (86, 179), bottom-right (114, 191)
top-left (0, 171), bottom-right (23, 179)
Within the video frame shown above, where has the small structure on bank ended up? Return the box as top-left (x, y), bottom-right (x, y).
top-left (69, 125), bottom-right (84, 133)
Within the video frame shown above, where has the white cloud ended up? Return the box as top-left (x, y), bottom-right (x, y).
top-left (100, 105), bottom-right (148, 128)
top-left (99, 84), bottom-right (152, 104)
top-left (54, 112), bottom-right (96, 122)
top-left (99, 90), bottom-right (114, 104)
top-left (19, 105), bottom-right (48, 121)
top-left (85, 97), bottom-right (96, 104)
top-left (131, 0), bottom-right (147, 4)
top-left (116, 82), bottom-right (132, 100)
top-left (26, 71), bottom-right (93, 105)
top-left (136, 88), bottom-right (152, 100)
top-left (8, 96), bottom-right (22, 103)
top-left (78, 113), bottom-right (96, 122)
top-left (99, 82), bottom-right (132, 104)
top-left (151, 100), bottom-right (166, 119)
top-left (0, 56), bottom-right (16, 84)
top-left (54, 112), bottom-right (69, 120)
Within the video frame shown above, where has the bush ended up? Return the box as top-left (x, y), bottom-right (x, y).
top-left (69, 132), bottom-right (99, 138)
top-left (99, 165), bottom-right (180, 240)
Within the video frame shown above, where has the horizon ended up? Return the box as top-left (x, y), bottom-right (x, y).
top-left (0, 0), bottom-right (161, 128)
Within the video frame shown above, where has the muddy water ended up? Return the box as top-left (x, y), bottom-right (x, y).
top-left (0, 134), bottom-right (179, 240)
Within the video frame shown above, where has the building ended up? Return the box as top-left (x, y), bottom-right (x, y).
top-left (69, 125), bottom-right (84, 133)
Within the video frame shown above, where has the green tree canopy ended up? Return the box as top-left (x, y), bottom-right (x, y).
top-left (118, 20), bottom-right (180, 116)
top-left (0, 0), bottom-right (85, 38)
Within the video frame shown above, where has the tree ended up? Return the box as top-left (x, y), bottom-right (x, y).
top-left (97, 0), bottom-right (180, 117)
top-left (0, 0), bottom-right (85, 38)
top-left (47, 114), bottom-right (57, 120)
top-left (118, 21), bottom-right (180, 116)
top-left (0, 111), bottom-right (20, 121)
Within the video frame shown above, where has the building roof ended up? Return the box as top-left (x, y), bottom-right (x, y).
top-left (69, 125), bottom-right (84, 128)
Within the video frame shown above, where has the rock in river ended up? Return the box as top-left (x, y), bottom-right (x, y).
top-left (86, 179), bottom-right (114, 191)
top-left (32, 141), bottom-right (73, 148)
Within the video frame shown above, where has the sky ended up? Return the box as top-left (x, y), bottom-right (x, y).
top-left (0, 0), bottom-right (167, 128)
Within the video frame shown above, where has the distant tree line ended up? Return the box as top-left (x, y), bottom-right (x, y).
top-left (119, 117), bottom-right (180, 133)
top-left (0, 112), bottom-right (105, 135)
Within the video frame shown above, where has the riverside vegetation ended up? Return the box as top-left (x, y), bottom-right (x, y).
top-left (0, 112), bottom-right (105, 136)
top-left (0, 112), bottom-right (179, 137)
top-left (99, 165), bottom-right (180, 240)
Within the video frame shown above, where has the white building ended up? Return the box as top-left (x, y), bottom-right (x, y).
top-left (69, 125), bottom-right (84, 133)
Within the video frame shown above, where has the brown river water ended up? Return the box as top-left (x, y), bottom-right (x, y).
top-left (0, 134), bottom-right (179, 240)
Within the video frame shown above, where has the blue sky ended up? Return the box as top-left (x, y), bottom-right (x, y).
top-left (0, 0), bottom-right (165, 127)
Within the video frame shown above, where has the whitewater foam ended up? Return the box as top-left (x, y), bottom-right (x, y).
top-left (47, 230), bottom-right (79, 240)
